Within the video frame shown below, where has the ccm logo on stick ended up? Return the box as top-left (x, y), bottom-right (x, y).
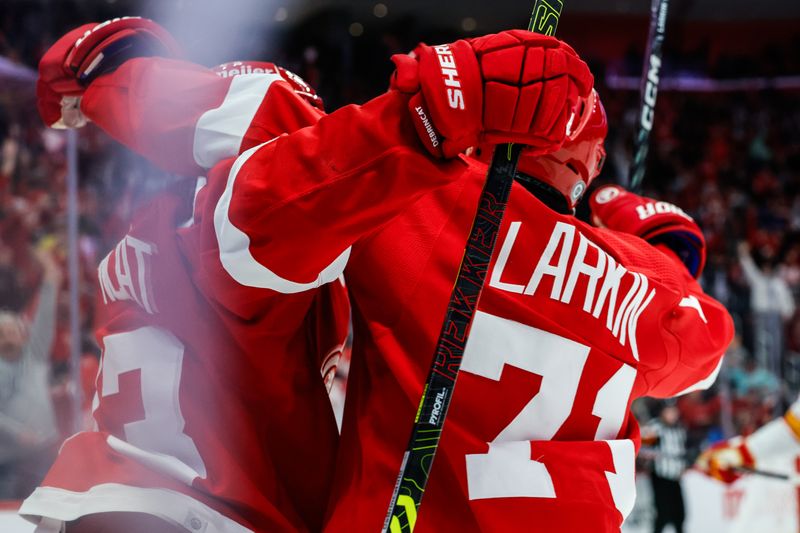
top-left (640, 55), bottom-right (661, 131)
top-left (434, 45), bottom-right (465, 110)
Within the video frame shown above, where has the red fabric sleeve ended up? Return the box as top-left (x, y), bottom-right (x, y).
top-left (596, 229), bottom-right (733, 398)
top-left (80, 57), bottom-right (323, 176)
top-left (191, 91), bottom-right (465, 318)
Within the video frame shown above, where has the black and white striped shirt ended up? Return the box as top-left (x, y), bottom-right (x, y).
top-left (647, 420), bottom-right (687, 480)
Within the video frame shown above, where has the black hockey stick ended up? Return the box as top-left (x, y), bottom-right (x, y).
top-left (628, 0), bottom-right (670, 192)
top-left (734, 466), bottom-right (800, 484)
top-left (382, 2), bottom-right (563, 531)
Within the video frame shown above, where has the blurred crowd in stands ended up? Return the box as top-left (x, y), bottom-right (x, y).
top-left (0, 0), bottom-right (798, 500)
top-left (610, 81), bottom-right (800, 457)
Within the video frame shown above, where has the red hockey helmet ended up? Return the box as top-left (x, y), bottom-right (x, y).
top-left (213, 61), bottom-right (324, 111)
top-left (517, 89), bottom-right (608, 209)
top-left (467, 90), bottom-right (607, 210)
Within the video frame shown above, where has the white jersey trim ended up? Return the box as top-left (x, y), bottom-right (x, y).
top-left (605, 439), bottom-right (637, 520)
top-left (193, 73), bottom-right (283, 169)
top-left (181, 177), bottom-right (208, 229)
top-left (214, 141), bottom-right (351, 293)
top-left (20, 483), bottom-right (253, 533)
top-left (674, 356), bottom-right (724, 397)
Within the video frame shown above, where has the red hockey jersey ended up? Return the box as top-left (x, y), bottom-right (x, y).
top-left (183, 93), bottom-right (733, 531)
top-left (27, 57), bottom-right (733, 532)
top-left (21, 60), bottom-right (349, 533)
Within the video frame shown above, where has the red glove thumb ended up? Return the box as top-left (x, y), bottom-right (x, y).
top-left (37, 24), bottom-right (95, 127)
top-left (390, 53), bottom-right (421, 93)
top-left (390, 41), bottom-right (482, 158)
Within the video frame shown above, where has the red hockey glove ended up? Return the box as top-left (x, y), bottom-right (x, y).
top-left (589, 185), bottom-right (706, 278)
top-left (390, 30), bottom-right (593, 159)
top-left (37, 24), bottom-right (94, 128)
top-left (695, 438), bottom-right (755, 484)
top-left (37, 17), bottom-right (180, 128)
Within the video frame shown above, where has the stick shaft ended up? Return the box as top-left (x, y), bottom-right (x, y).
top-left (735, 466), bottom-right (799, 483)
top-left (382, 2), bottom-right (563, 531)
top-left (628, 0), bottom-right (670, 192)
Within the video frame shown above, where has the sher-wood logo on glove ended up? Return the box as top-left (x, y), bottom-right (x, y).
top-left (433, 45), bottom-right (465, 110)
top-left (390, 30), bottom-right (593, 159)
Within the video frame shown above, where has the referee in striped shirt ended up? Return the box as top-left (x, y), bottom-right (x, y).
top-left (643, 400), bottom-right (688, 533)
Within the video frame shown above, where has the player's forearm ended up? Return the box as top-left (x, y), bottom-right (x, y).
top-left (81, 58), bottom-right (223, 176)
top-left (27, 280), bottom-right (57, 362)
top-left (204, 91), bottom-right (463, 295)
top-left (738, 252), bottom-right (762, 284)
top-left (82, 57), bottom-right (325, 178)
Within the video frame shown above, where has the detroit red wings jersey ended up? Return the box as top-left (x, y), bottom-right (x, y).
top-left (193, 98), bottom-right (734, 531)
top-left (328, 167), bottom-right (732, 532)
top-left (21, 188), bottom-right (349, 532)
top-left (34, 59), bottom-right (733, 530)
top-left (21, 59), bottom-right (349, 532)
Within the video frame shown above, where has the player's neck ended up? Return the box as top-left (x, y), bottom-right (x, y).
top-left (514, 172), bottom-right (573, 215)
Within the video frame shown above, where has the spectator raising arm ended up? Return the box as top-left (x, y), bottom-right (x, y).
top-left (26, 246), bottom-right (61, 363)
top-left (0, 244), bottom-right (61, 498)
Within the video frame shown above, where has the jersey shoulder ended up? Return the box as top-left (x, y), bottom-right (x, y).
top-left (97, 185), bottom-right (199, 322)
top-left (588, 224), bottom-right (690, 291)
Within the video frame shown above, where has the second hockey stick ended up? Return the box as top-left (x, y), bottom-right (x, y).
top-left (734, 466), bottom-right (800, 485)
top-left (628, 0), bottom-right (670, 192)
top-left (382, 2), bottom-right (564, 532)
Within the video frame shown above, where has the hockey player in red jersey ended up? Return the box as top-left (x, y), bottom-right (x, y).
top-left (149, 36), bottom-right (727, 531)
top-left (23, 19), bottom-right (349, 533)
top-left (28, 21), bottom-right (733, 532)
top-left (23, 20), bottom-right (601, 533)
top-left (174, 39), bottom-right (728, 531)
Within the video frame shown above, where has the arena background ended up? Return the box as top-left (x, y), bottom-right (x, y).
top-left (0, 0), bottom-right (799, 531)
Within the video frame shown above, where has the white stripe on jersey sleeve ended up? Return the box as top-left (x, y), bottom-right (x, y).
top-left (673, 356), bottom-right (724, 397)
top-left (193, 73), bottom-right (284, 169)
top-left (214, 141), bottom-right (351, 294)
